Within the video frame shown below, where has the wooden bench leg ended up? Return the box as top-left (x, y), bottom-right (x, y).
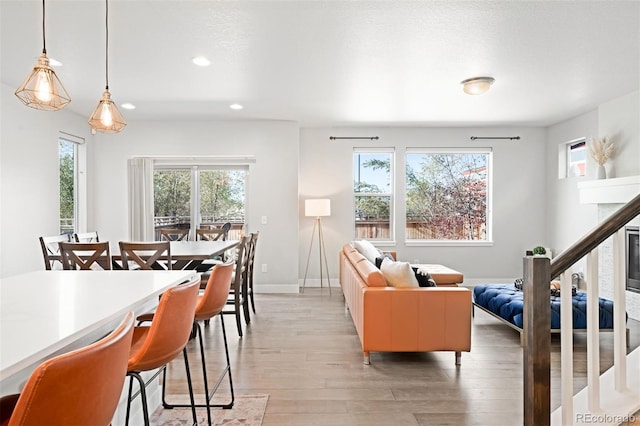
top-left (363, 352), bottom-right (370, 365)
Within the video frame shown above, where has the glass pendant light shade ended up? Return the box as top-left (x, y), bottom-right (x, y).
top-left (15, 0), bottom-right (70, 111)
top-left (89, 0), bottom-right (125, 133)
top-left (88, 89), bottom-right (126, 133)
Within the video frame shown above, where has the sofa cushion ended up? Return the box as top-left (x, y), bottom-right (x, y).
top-left (412, 267), bottom-right (437, 287)
top-left (380, 258), bottom-right (419, 288)
top-left (374, 253), bottom-right (395, 269)
top-left (354, 258), bottom-right (387, 287)
top-left (353, 240), bottom-right (382, 264)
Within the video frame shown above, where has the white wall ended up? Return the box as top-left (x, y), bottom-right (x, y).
top-left (598, 91), bottom-right (640, 178)
top-left (0, 83), bottom-right (93, 277)
top-left (545, 90), bottom-right (640, 257)
top-left (90, 119), bottom-right (300, 292)
top-left (299, 126), bottom-right (548, 284)
top-left (545, 109), bottom-right (599, 255)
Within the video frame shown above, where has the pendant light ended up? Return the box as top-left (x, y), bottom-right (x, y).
top-left (88, 0), bottom-right (126, 133)
top-left (15, 0), bottom-right (71, 111)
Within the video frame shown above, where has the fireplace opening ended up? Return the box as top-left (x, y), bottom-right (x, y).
top-left (626, 226), bottom-right (640, 294)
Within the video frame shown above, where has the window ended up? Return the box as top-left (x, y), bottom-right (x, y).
top-left (567, 139), bottom-right (586, 177)
top-left (353, 150), bottom-right (393, 240)
top-left (405, 149), bottom-right (491, 242)
top-left (153, 165), bottom-right (247, 240)
top-left (59, 137), bottom-right (77, 235)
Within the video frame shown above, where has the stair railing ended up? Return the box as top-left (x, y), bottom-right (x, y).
top-left (523, 192), bottom-right (640, 426)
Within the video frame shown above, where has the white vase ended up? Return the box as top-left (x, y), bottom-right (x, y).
top-left (596, 164), bottom-right (606, 179)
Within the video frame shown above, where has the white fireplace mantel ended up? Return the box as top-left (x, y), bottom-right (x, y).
top-left (578, 175), bottom-right (640, 204)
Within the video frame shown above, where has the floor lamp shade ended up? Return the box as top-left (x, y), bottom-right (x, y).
top-left (305, 199), bottom-right (331, 217)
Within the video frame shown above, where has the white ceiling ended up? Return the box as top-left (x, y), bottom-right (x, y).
top-left (1, 1), bottom-right (638, 127)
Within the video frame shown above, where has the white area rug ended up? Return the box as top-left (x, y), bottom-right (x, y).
top-left (150, 394), bottom-right (268, 425)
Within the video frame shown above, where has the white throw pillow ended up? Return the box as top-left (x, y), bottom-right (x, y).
top-left (380, 257), bottom-right (420, 288)
top-left (352, 239), bottom-right (382, 264)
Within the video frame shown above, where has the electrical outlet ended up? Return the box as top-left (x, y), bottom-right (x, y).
top-left (261, 216), bottom-right (267, 225)
top-left (413, 259), bottom-right (420, 264)
top-left (261, 264), bottom-right (267, 273)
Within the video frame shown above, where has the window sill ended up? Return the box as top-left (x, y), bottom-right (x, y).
top-left (405, 240), bottom-right (494, 247)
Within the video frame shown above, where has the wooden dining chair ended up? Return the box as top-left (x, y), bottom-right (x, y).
top-left (59, 241), bottom-right (112, 270)
top-left (74, 231), bottom-right (100, 243)
top-left (222, 235), bottom-right (251, 337)
top-left (159, 228), bottom-right (189, 241)
top-left (39, 234), bottom-right (71, 270)
top-left (0, 312), bottom-right (134, 426)
top-left (119, 241), bottom-right (172, 270)
top-left (195, 228), bottom-right (227, 241)
top-left (125, 277), bottom-right (200, 426)
top-left (245, 231), bottom-right (259, 316)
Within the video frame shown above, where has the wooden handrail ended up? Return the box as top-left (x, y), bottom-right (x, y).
top-left (550, 192), bottom-right (640, 278)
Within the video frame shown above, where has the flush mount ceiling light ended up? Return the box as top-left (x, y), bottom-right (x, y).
top-left (192, 56), bottom-right (211, 67)
top-left (88, 0), bottom-right (126, 133)
top-left (229, 103), bottom-right (243, 110)
top-left (15, 0), bottom-right (71, 111)
top-left (460, 76), bottom-right (495, 95)
top-left (121, 103), bottom-right (136, 110)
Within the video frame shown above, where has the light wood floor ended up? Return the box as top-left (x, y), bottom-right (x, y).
top-left (164, 287), bottom-right (640, 426)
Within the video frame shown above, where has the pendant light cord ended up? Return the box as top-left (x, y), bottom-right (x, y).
top-left (105, 0), bottom-right (109, 90)
top-left (41, 0), bottom-right (47, 54)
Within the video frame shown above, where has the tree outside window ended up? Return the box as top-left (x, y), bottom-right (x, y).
top-left (59, 138), bottom-right (76, 235)
top-left (353, 151), bottom-right (393, 240)
top-left (406, 150), bottom-right (491, 241)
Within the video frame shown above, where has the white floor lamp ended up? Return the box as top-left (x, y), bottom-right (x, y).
top-left (302, 199), bottom-right (331, 294)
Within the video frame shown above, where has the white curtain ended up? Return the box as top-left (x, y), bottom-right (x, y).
top-left (127, 157), bottom-right (154, 241)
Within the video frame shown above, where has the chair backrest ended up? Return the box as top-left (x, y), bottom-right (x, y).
top-left (59, 242), bottom-right (112, 270)
top-left (196, 262), bottom-right (234, 321)
top-left (195, 228), bottom-right (227, 241)
top-left (74, 231), bottom-right (100, 243)
top-left (247, 232), bottom-right (259, 276)
top-left (119, 241), bottom-right (172, 270)
top-left (159, 228), bottom-right (189, 242)
top-left (6, 312), bottom-right (134, 426)
top-left (232, 235), bottom-right (251, 294)
top-left (39, 234), bottom-right (71, 270)
top-left (127, 278), bottom-right (200, 371)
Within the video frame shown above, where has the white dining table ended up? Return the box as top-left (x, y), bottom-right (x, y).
top-left (0, 269), bottom-right (198, 393)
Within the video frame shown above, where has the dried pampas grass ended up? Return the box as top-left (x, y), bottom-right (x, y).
top-left (588, 137), bottom-right (614, 165)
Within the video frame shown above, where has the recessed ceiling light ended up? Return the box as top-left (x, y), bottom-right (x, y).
top-left (460, 76), bottom-right (495, 95)
top-left (121, 103), bottom-right (136, 110)
top-left (229, 104), bottom-right (243, 110)
top-left (192, 56), bottom-right (211, 67)
top-left (48, 57), bottom-right (63, 67)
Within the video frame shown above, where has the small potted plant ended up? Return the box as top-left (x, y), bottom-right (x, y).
top-left (532, 246), bottom-right (546, 256)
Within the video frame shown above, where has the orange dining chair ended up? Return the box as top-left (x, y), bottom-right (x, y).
top-left (161, 262), bottom-right (235, 425)
top-left (0, 311), bottom-right (134, 426)
top-left (59, 241), bottom-right (112, 270)
top-left (124, 277), bottom-right (200, 426)
top-left (39, 234), bottom-right (71, 270)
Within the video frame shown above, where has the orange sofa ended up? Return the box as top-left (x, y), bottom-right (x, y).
top-left (339, 243), bottom-right (472, 365)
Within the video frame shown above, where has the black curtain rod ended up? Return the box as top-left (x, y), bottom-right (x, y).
top-left (470, 136), bottom-right (520, 141)
top-left (329, 136), bottom-right (379, 141)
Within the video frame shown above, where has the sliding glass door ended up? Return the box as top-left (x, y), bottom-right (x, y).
top-left (154, 166), bottom-right (246, 240)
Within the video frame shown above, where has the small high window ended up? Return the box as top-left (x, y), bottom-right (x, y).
top-left (567, 140), bottom-right (586, 177)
